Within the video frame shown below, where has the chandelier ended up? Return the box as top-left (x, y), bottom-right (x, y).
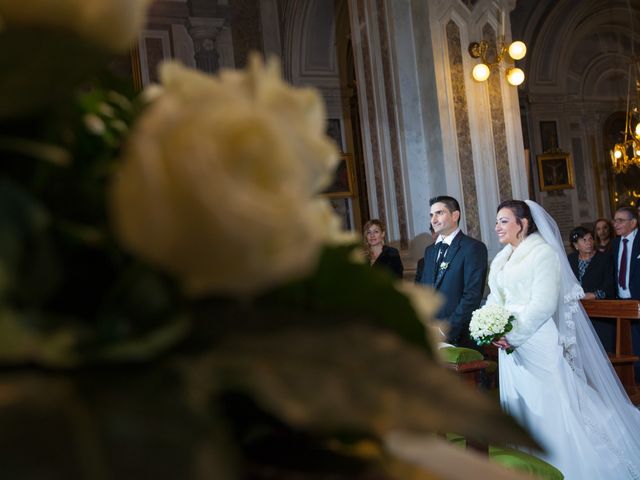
top-left (610, 62), bottom-right (640, 174)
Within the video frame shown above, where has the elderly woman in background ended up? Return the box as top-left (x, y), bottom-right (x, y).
top-left (567, 226), bottom-right (615, 351)
top-left (568, 226), bottom-right (614, 299)
top-left (364, 219), bottom-right (403, 279)
top-left (593, 218), bottom-right (614, 253)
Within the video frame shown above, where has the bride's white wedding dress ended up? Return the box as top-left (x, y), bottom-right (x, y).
top-left (486, 202), bottom-right (640, 480)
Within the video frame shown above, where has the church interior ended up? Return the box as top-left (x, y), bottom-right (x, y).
top-left (2, 0), bottom-right (640, 478)
top-left (137, 0), bottom-right (640, 268)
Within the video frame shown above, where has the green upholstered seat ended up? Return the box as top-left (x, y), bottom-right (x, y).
top-left (446, 434), bottom-right (564, 480)
top-left (489, 446), bottom-right (563, 479)
top-left (439, 346), bottom-right (484, 364)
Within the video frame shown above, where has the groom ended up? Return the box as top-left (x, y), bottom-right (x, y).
top-left (418, 196), bottom-right (488, 348)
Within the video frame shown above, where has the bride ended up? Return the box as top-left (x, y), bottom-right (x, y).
top-left (487, 199), bottom-right (640, 479)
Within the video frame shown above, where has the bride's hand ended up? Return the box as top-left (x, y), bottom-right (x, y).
top-left (492, 336), bottom-right (512, 350)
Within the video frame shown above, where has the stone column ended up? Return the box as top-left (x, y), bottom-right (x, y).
top-left (188, 17), bottom-right (226, 73)
top-left (347, 0), bottom-right (528, 262)
top-left (348, 0), bottom-right (444, 256)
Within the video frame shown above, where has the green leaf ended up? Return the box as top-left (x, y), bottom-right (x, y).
top-left (93, 315), bottom-right (191, 363)
top-left (0, 136), bottom-right (71, 166)
top-left (0, 180), bottom-right (62, 304)
top-left (0, 28), bottom-right (108, 120)
top-left (258, 245), bottom-right (432, 353)
top-left (0, 308), bottom-right (78, 367)
top-left (0, 368), bottom-right (239, 479)
top-left (184, 325), bottom-right (537, 451)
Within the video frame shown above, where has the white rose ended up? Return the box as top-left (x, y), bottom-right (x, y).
top-left (394, 281), bottom-right (445, 351)
top-left (0, 0), bottom-right (152, 51)
top-left (110, 55), bottom-right (341, 297)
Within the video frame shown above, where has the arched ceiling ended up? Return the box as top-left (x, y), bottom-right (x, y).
top-left (278, 0), bottom-right (339, 87)
top-left (512, 0), bottom-right (640, 99)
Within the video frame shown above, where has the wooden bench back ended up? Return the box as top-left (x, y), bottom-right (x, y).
top-left (581, 299), bottom-right (640, 319)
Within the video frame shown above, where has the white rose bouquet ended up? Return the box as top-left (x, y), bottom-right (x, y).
top-left (469, 304), bottom-right (515, 353)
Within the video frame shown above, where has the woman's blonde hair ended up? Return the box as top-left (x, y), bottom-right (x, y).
top-left (363, 219), bottom-right (385, 259)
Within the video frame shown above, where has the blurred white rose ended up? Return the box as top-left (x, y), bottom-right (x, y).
top-left (0, 0), bottom-right (152, 51)
top-left (110, 55), bottom-right (341, 297)
top-left (394, 281), bottom-right (446, 351)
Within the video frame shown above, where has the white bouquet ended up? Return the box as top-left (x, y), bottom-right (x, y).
top-left (469, 304), bottom-right (515, 353)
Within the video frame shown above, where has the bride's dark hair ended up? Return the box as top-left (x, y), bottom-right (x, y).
top-left (497, 200), bottom-right (538, 237)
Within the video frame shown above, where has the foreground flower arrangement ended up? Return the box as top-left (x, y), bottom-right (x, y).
top-left (0, 4), bottom-right (534, 478)
top-left (111, 59), bottom-right (343, 296)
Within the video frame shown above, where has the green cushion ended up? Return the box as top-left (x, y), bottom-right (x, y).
top-left (445, 434), bottom-right (563, 479)
top-left (445, 432), bottom-right (466, 446)
top-left (489, 446), bottom-right (564, 480)
top-left (439, 346), bottom-right (484, 364)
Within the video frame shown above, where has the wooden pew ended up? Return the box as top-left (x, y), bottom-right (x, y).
top-left (445, 359), bottom-right (489, 389)
top-left (581, 299), bottom-right (640, 404)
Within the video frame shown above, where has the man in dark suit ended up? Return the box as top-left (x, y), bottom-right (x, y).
top-left (418, 196), bottom-right (488, 347)
top-left (612, 206), bottom-right (640, 378)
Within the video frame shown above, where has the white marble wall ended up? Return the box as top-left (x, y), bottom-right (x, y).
top-left (348, 0), bottom-right (528, 266)
top-left (257, 0), bottom-right (529, 267)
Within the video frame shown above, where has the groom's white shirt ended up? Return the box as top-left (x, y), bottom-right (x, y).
top-left (435, 228), bottom-right (460, 247)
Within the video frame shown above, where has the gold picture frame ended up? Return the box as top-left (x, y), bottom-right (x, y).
top-left (130, 29), bottom-right (173, 90)
top-left (322, 154), bottom-right (355, 198)
top-left (537, 152), bottom-right (575, 191)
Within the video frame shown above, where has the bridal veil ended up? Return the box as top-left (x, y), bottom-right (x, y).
top-left (524, 199), bottom-right (640, 475)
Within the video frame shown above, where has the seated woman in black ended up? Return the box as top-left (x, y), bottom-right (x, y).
top-left (364, 219), bottom-right (403, 279)
top-left (567, 226), bottom-right (615, 350)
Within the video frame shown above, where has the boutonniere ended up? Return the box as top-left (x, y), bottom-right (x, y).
top-left (439, 262), bottom-right (449, 271)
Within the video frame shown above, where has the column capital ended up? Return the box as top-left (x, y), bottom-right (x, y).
top-left (187, 17), bottom-right (226, 73)
top-left (188, 17), bottom-right (226, 39)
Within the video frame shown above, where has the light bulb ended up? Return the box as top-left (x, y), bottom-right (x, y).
top-left (507, 41), bottom-right (527, 60)
top-left (506, 67), bottom-right (525, 86)
top-left (614, 147), bottom-right (623, 159)
top-left (635, 122), bottom-right (640, 137)
top-left (472, 63), bottom-right (491, 82)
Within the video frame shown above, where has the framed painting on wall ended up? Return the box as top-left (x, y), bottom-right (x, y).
top-left (131, 29), bottom-right (172, 90)
top-left (322, 154), bottom-right (355, 198)
top-left (537, 152), bottom-right (575, 191)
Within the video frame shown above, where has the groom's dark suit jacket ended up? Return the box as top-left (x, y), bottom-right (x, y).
top-left (419, 231), bottom-right (488, 347)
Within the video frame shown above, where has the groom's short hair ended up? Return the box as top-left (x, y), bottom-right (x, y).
top-left (429, 195), bottom-right (460, 215)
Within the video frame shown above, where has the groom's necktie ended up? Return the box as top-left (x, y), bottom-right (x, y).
top-left (435, 242), bottom-right (448, 276)
top-left (619, 238), bottom-right (629, 289)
